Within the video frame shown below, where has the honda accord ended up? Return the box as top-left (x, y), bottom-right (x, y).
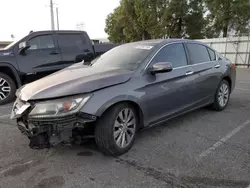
top-left (11, 39), bottom-right (236, 156)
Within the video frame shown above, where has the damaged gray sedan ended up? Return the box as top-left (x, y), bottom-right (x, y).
top-left (11, 39), bottom-right (236, 156)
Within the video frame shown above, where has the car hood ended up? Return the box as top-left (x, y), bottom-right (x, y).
top-left (19, 64), bottom-right (133, 101)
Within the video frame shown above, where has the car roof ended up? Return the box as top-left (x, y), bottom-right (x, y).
top-left (125, 39), bottom-right (208, 50)
top-left (134, 38), bottom-right (206, 46)
top-left (118, 39), bottom-right (210, 53)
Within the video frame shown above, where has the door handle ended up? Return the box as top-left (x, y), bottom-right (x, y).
top-left (214, 64), bottom-right (220, 68)
top-left (50, 52), bottom-right (59, 55)
top-left (186, 71), bottom-right (194, 76)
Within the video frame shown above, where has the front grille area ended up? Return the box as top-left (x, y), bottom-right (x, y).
top-left (17, 112), bottom-right (97, 137)
top-left (16, 111), bottom-right (98, 149)
top-left (29, 115), bottom-right (78, 130)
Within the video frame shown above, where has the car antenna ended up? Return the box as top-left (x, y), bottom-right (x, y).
top-left (29, 30), bottom-right (33, 34)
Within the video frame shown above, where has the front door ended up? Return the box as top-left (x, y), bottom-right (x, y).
top-left (142, 43), bottom-right (196, 125)
top-left (17, 34), bottom-right (62, 84)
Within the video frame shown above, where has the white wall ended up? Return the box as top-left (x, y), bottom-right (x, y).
top-left (197, 36), bottom-right (250, 67)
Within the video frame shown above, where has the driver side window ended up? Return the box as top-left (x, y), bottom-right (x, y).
top-left (28, 35), bottom-right (55, 50)
top-left (152, 43), bottom-right (188, 68)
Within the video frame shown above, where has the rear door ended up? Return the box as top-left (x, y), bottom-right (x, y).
top-left (185, 43), bottom-right (221, 105)
top-left (17, 34), bottom-right (62, 83)
top-left (55, 33), bottom-right (94, 67)
top-left (143, 43), bottom-right (196, 124)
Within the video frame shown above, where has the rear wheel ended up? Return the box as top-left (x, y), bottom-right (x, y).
top-left (212, 80), bottom-right (230, 111)
top-left (95, 103), bottom-right (138, 156)
top-left (0, 73), bottom-right (16, 105)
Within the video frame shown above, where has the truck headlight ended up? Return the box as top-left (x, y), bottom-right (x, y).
top-left (29, 95), bottom-right (91, 118)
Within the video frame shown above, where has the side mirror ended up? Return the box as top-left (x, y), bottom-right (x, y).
top-left (150, 62), bottom-right (173, 74)
top-left (18, 41), bottom-right (30, 54)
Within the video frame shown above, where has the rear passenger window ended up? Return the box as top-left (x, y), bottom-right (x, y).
top-left (152, 43), bottom-right (187, 68)
top-left (57, 34), bottom-right (85, 51)
top-left (186, 43), bottom-right (210, 64)
top-left (207, 48), bottom-right (216, 61)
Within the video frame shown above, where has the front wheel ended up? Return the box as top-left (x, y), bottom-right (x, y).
top-left (0, 73), bottom-right (16, 105)
top-left (95, 103), bottom-right (138, 156)
top-left (212, 80), bottom-right (230, 111)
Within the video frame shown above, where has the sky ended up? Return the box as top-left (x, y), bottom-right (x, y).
top-left (0, 0), bottom-right (120, 41)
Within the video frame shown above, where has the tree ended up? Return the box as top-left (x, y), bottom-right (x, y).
top-left (162, 0), bottom-right (206, 39)
top-left (120, 0), bottom-right (167, 40)
top-left (205, 0), bottom-right (250, 37)
top-left (105, 7), bottom-right (127, 43)
top-left (132, 0), bottom-right (168, 39)
top-left (105, 0), bottom-right (168, 43)
top-left (186, 0), bottom-right (207, 39)
top-left (162, 0), bottom-right (188, 38)
top-left (105, 0), bottom-right (250, 42)
top-left (120, 0), bottom-right (144, 41)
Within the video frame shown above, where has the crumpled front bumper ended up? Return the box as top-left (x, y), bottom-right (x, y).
top-left (17, 113), bottom-right (97, 149)
top-left (12, 98), bottom-right (97, 149)
top-left (17, 114), bottom-right (95, 136)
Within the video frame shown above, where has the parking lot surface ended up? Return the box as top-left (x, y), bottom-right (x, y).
top-left (0, 69), bottom-right (249, 188)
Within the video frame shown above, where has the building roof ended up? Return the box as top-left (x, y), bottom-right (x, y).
top-left (0, 41), bottom-right (11, 45)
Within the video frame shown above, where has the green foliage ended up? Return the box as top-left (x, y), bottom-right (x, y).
top-left (162, 0), bottom-right (188, 38)
top-left (105, 0), bottom-right (168, 42)
top-left (104, 7), bottom-right (126, 43)
top-left (105, 0), bottom-right (250, 43)
top-left (186, 0), bottom-right (207, 39)
top-left (205, 0), bottom-right (250, 37)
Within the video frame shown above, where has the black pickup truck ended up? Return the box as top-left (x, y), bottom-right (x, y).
top-left (0, 30), bottom-right (116, 105)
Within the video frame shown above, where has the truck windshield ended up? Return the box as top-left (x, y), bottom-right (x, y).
top-left (92, 43), bottom-right (155, 70)
top-left (4, 42), bottom-right (16, 49)
top-left (4, 36), bottom-right (22, 49)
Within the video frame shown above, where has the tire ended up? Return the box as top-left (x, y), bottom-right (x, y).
top-left (0, 73), bottom-right (16, 105)
top-left (211, 79), bottom-right (230, 111)
top-left (95, 103), bottom-right (138, 156)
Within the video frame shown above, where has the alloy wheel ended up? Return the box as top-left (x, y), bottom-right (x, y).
top-left (113, 108), bottom-right (136, 148)
top-left (0, 77), bottom-right (11, 101)
top-left (218, 83), bottom-right (229, 107)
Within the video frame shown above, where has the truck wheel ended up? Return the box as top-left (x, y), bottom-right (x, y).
top-left (212, 79), bottom-right (230, 111)
top-left (0, 73), bottom-right (16, 105)
top-left (95, 103), bottom-right (138, 156)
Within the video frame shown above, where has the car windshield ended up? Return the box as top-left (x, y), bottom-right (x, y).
top-left (92, 43), bottom-right (155, 70)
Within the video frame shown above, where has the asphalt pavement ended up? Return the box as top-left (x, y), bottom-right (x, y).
top-left (0, 69), bottom-right (249, 188)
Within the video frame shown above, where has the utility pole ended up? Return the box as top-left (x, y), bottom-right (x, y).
top-left (50, 0), bottom-right (55, 30)
top-left (56, 7), bottom-right (59, 30)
